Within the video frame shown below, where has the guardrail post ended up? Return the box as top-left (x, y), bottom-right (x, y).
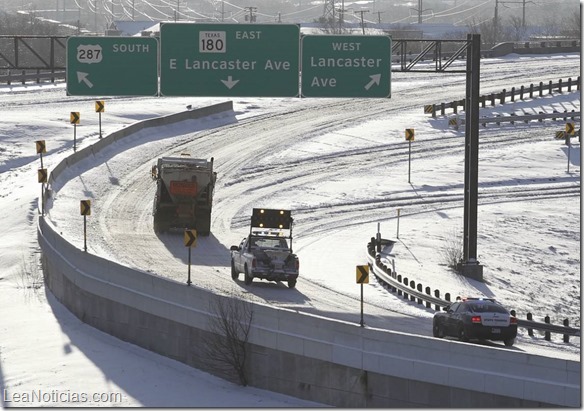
top-left (453, 102), bottom-right (457, 114)
top-left (445, 293), bottom-right (450, 302)
top-left (568, 78), bottom-right (572, 92)
top-left (563, 319), bottom-right (570, 343)
top-left (520, 85), bottom-right (524, 100)
top-left (500, 89), bottom-right (506, 104)
top-left (397, 274), bottom-right (402, 296)
top-left (527, 312), bottom-right (534, 336)
top-left (577, 76), bottom-right (580, 91)
top-left (432, 104), bottom-right (436, 119)
top-left (425, 286), bottom-right (431, 308)
top-left (548, 80), bottom-right (553, 94)
top-left (416, 283), bottom-right (423, 304)
top-left (511, 87), bottom-right (515, 102)
top-left (480, 95), bottom-right (485, 108)
top-left (558, 78), bottom-right (563, 93)
top-left (490, 93), bottom-right (495, 106)
top-left (440, 102), bottom-right (445, 116)
top-left (539, 81), bottom-right (543, 97)
top-left (544, 315), bottom-right (551, 341)
top-left (434, 290), bottom-right (440, 310)
top-left (529, 83), bottom-right (534, 98)
top-left (409, 280), bottom-right (416, 302)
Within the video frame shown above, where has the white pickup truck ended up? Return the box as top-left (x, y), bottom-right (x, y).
top-left (230, 209), bottom-right (299, 288)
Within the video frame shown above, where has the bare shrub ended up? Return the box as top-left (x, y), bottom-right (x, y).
top-left (441, 226), bottom-right (463, 271)
top-left (15, 252), bottom-right (45, 303)
top-left (203, 292), bottom-right (254, 386)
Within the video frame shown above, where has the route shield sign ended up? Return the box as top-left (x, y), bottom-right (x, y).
top-left (66, 37), bottom-right (158, 96)
top-left (160, 23), bottom-right (300, 97)
top-left (301, 35), bottom-right (391, 98)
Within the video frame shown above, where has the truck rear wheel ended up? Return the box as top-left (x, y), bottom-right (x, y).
top-left (288, 279), bottom-right (296, 289)
top-left (231, 261), bottom-right (239, 280)
top-left (244, 267), bottom-right (252, 285)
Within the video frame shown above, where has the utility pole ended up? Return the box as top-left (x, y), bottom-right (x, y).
top-left (375, 10), bottom-right (384, 24)
top-left (494, 0), bottom-right (499, 43)
top-left (410, 0), bottom-right (431, 24)
top-left (337, 0), bottom-right (345, 31)
top-left (323, 0), bottom-right (335, 22)
top-left (244, 6), bottom-right (257, 22)
top-left (356, 10), bottom-right (369, 34)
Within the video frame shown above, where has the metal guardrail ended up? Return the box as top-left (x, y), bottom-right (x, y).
top-left (448, 110), bottom-right (580, 129)
top-left (366, 241), bottom-right (581, 341)
top-left (0, 69), bottom-right (65, 84)
top-left (425, 77), bottom-right (581, 118)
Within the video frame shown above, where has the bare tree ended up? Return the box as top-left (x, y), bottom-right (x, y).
top-left (507, 15), bottom-right (527, 41)
top-left (440, 226), bottom-right (463, 272)
top-left (203, 292), bottom-right (254, 386)
top-left (559, 12), bottom-right (581, 38)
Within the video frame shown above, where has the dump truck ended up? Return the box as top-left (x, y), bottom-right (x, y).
top-left (230, 208), bottom-right (299, 288)
top-left (151, 155), bottom-right (216, 235)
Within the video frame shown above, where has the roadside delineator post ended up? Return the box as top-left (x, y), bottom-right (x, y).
top-left (70, 112), bottom-right (80, 152)
top-left (184, 229), bottom-right (197, 286)
top-left (356, 265), bottom-right (369, 327)
top-left (405, 128), bottom-right (414, 183)
top-left (95, 100), bottom-right (105, 139)
top-left (36, 140), bottom-right (47, 215)
top-left (80, 200), bottom-right (91, 252)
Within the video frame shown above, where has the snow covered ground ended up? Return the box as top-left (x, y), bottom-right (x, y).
top-left (0, 52), bottom-right (580, 406)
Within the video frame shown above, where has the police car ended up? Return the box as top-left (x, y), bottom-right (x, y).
top-left (432, 297), bottom-right (518, 346)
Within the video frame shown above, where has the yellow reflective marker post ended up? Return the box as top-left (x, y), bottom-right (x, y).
top-left (405, 129), bottom-right (415, 183)
top-left (566, 122), bottom-right (575, 136)
top-left (95, 101), bottom-right (105, 139)
top-left (70, 112), bottom-right (80, 152)
top-left (38, 168), bottom-right (47, 215)
top-left (184, 229), bottom-right (197, 286)
top-left (80, 200), bottom-right (91, 252)
top-left (356, 264), bottom-right (370, 327)
top-left (36, 140), bottom-right (46, 171)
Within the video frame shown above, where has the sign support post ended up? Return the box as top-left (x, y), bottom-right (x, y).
top-left (187, 247), bottom-right (192, 286)
top-left (36, 141), bottom-right (47, 216)
top-left (405, 129), bottom-right (414, 183)
top-left (184, 229), bottom-right (197, 286)
top-left (356, 265), bottom-right (370, 327)
top-left (397, 208), bottom-right (401, 239)
top-left (80, 200), bottom-right (91, 252)
top-left (95, 100), bottom-right (105, 138)
top-left (70, 112), bottom-right (80, 152)
top-left (38, 168), bottom-right (47, 216)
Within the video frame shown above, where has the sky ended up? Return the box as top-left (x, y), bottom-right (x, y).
top-left (0, 51), bottom-right (580, 406)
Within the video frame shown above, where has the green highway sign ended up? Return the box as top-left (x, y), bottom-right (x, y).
top-left (160, 23), bottom-right (300, 97)
top-left (301, 35), bottom-right (391, 98)
top-left (66, 37), bottom-right (158, 96)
